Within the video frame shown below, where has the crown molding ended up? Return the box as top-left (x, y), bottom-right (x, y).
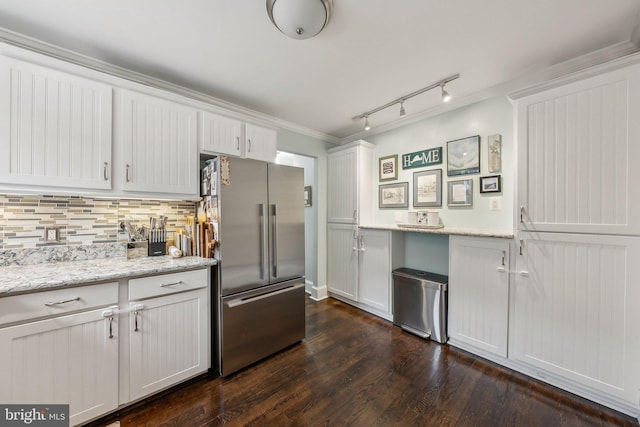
top-left (631, 11), bottom-right (640, 48)
top-left (0, 27), bottom-right (339, 145)
top-left (339, 40), bottom-right (640, 145)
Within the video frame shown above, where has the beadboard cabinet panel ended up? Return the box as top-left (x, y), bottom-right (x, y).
top-left (516, 63), bottom-right (640, 235)
top-left (129, 287), bottom-right (208, 401)
top-left (327, 223), bottom-right (359, 300)
top-left (448, 236), bottom-right (510, 358)
top-left (0, 308), bottom-right (118, 426)
top-left (244, 123), bottom-right (277, 163)
top-left (511, 232), bottom-right (640, 405)
top-left (119, 89), bottom-right (198, 197)
top-left (0, 56), bottom-right (112, 190)
top-left (199, 111), bottom-right (243, 157)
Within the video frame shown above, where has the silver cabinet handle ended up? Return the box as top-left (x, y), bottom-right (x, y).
top-left (519, 239), bottom-right (524, 256)
top-left (248, 138), bottom-right (252, 152)
top-left (132, 303), bottom-right (144, 332)
top-left (103, 162), bottom-right (109, 181)
top-left (359, 235), bottom-right (365, 252)
top-left (501, 250), bottom-right (506, 266)
top-left (271, 204), bottom-right (278, 278)
top-left (160, 280), bottom-right (183, 288)
top-left (126, 164), bottom-right (131, 182)
top-left (520, 206), bottom-right (525, 223)
top-left (353, 209), bottom-right (357, 221)
top-left (102, 309), bottom-right (115, 339)
top-left (236, 136), bottom-right (240, 151)
top-left (45, 296), bottom-right (80, 307)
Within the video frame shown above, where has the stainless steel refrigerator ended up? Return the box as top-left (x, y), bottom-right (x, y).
top-left (214, 157), bottom-right (305, 376)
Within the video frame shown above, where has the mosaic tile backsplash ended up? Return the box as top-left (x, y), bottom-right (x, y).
top-left (0, 195), bottom-right (196, 250)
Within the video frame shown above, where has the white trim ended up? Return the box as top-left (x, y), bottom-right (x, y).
top-left (339, 41), bottom-right (640, 145)
top-left (0, 28), bottom-right (339, 145)
top-left (631, 11), bottom-right (640, 48)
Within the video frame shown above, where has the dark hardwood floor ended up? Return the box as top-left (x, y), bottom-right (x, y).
top-left (90, 297), bottom-right (637, 426)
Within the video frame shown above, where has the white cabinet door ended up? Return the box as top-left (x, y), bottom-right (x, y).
top-left (119, 89), bottom-right (198, 197)
top-left (0, 56), bottom-right (112, 190)
top-left (511, 232), bottom-right (640, 405)
top-left (358, 229), bottom-right (392, 314)
top-left (327, 223), bottom-right (359, 300)
top-left (199, 111), bottom-right (243, 157)
top-left (244, 123), bottom-right (277, 162)
top-left (515, 63), bottom-right (640, 235)
top-left (448, 236), bottom-right (510, 358)
top-left (129, 287), bottom-right (209, 401)
top-left (0, 308), bottom-right (118, 426)
top-left (328, 147), bottom-right (358, 224)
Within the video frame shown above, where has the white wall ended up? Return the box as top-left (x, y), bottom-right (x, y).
top-left (365, 96), bottom-right (514, 233)
top-left (276, 129), bottom-right (334, 300)
top-left (364, 96), bottom-right (513, 275)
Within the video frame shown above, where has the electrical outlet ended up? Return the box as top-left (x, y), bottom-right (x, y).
top-left (45, 227), bottom-right (60, 242)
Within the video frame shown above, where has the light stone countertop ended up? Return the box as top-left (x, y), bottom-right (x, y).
top-left (359, 224), bottom-right (514, 239)
top-left (0, 256), bottom-right (217, 297)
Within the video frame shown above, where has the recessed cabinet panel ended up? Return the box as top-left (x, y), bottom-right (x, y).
top-left (516, 63), bottom-right (640, 235)
top-left (199, 111), bottom-right (243, 156)
top-left (119, 89), bottom-right (198, 197)
top-left (244, 123), bottom-right (277, 162)
top-left (511, 232), bottom-right (640, 404)
top-left (0, 308), bottom-right (118, 426)
top-left (448, 236), bottom-right (510, 357)
top-left (358, 229), bottom-right (392, 313)
top-left (327, 223), bottom-right (359, 300)
top-left (0, 56), bottom-right (112, 190)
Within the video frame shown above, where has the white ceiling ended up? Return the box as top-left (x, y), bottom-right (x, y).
top-left (0, 1), bottom-right (639, 143)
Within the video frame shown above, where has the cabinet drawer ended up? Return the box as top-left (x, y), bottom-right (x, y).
top-left (0, 282), bottom-right (118, 327)
top-left (129, 269), bottom-right (208, 301)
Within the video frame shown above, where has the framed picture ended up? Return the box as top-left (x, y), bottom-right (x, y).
top-left (480, 175), bottom-right (501, 193)
top-left (413, 169), bottom-right (442, 207)
top-left (488, 134), bottom-right (502, 173)
top-left (378, 154), bottom-right (398, 181)
top-left (304, 185), bottom-right (312, 206)
top-left (379, 182), bottom-right (409, 209)
top-left (447, 135), bottom-right (480, 176)
top-left (448, 179), bottom-right (473, 207)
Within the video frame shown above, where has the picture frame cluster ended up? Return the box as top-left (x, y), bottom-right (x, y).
top-left (377, 133), bottom-right (503, 210)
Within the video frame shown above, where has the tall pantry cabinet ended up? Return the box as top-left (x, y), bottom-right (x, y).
top-left (511, 59), bottom-right (640, 415)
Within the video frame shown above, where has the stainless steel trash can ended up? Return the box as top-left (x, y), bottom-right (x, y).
top-left (392, 268), bottom-right (448, 343)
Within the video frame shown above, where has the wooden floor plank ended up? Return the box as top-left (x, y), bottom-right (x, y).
top-left (89, 297), bottom-right (637, 427)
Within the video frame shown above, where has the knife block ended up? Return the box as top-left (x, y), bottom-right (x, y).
top-left (148, 241), bottom-right (166, 257)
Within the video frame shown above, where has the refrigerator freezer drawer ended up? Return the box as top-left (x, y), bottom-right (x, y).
top-left (220, 279), bottom-right (305, 376)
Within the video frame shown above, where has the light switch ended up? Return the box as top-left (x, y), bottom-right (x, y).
top-left (489, 197), bottom-right (502, 211)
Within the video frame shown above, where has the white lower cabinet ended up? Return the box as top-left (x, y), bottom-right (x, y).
top-left (511, 232), bottom-right (640, 410)
top-left (0, 284), bottom-right (119, 427)
top-left (448, 236), bottom-right (511, 358)
top-left (128, 287), bottom-right (209, 401)
top-left (327, 225), bottom-right (403, 320)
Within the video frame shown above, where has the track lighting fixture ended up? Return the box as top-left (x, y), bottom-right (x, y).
top-left (441, 84), bottom-right (451, 103)
top-left (352, 74), bottom-right (459, 131)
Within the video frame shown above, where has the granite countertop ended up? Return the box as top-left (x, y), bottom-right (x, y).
top-left (0, 256), bottom-right (217, 297)
top-left (359, 224), bottom-right (514, 239)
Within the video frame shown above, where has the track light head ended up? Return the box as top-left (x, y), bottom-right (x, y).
top-left (441, 84), bottom-right (451, 103)
top-left (399, 101), bottom-right (406, 117)
top-left (364, 116), bottom-right (371, 131)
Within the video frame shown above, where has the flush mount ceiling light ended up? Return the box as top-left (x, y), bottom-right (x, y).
top-left (267, 0), bottom-right (333, 40)
top-left (353, 74), bottom-right (460, 131)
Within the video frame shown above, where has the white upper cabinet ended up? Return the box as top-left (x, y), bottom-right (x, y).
top-left (199, 111), bottom-right (243, 157)
top-left (514, 63), bottom-right (640, 235)
top-left (199, 112), bottom-right (277, 162)
top-left (0, 56), bottom-right (112, 190)
top-left (327, 141), bottom-right (374, 224)
top-left (244, 123), bottom-right (277, 162)
top-left (118, 89), bottom-right (198, 197)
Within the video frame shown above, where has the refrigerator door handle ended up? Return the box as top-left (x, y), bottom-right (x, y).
top-left (259, 204), bottom-right (268, 280)
top-left (271, 204), bottom-right (278, 278)
top-left (225, 282), bottom-right (304, 308)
